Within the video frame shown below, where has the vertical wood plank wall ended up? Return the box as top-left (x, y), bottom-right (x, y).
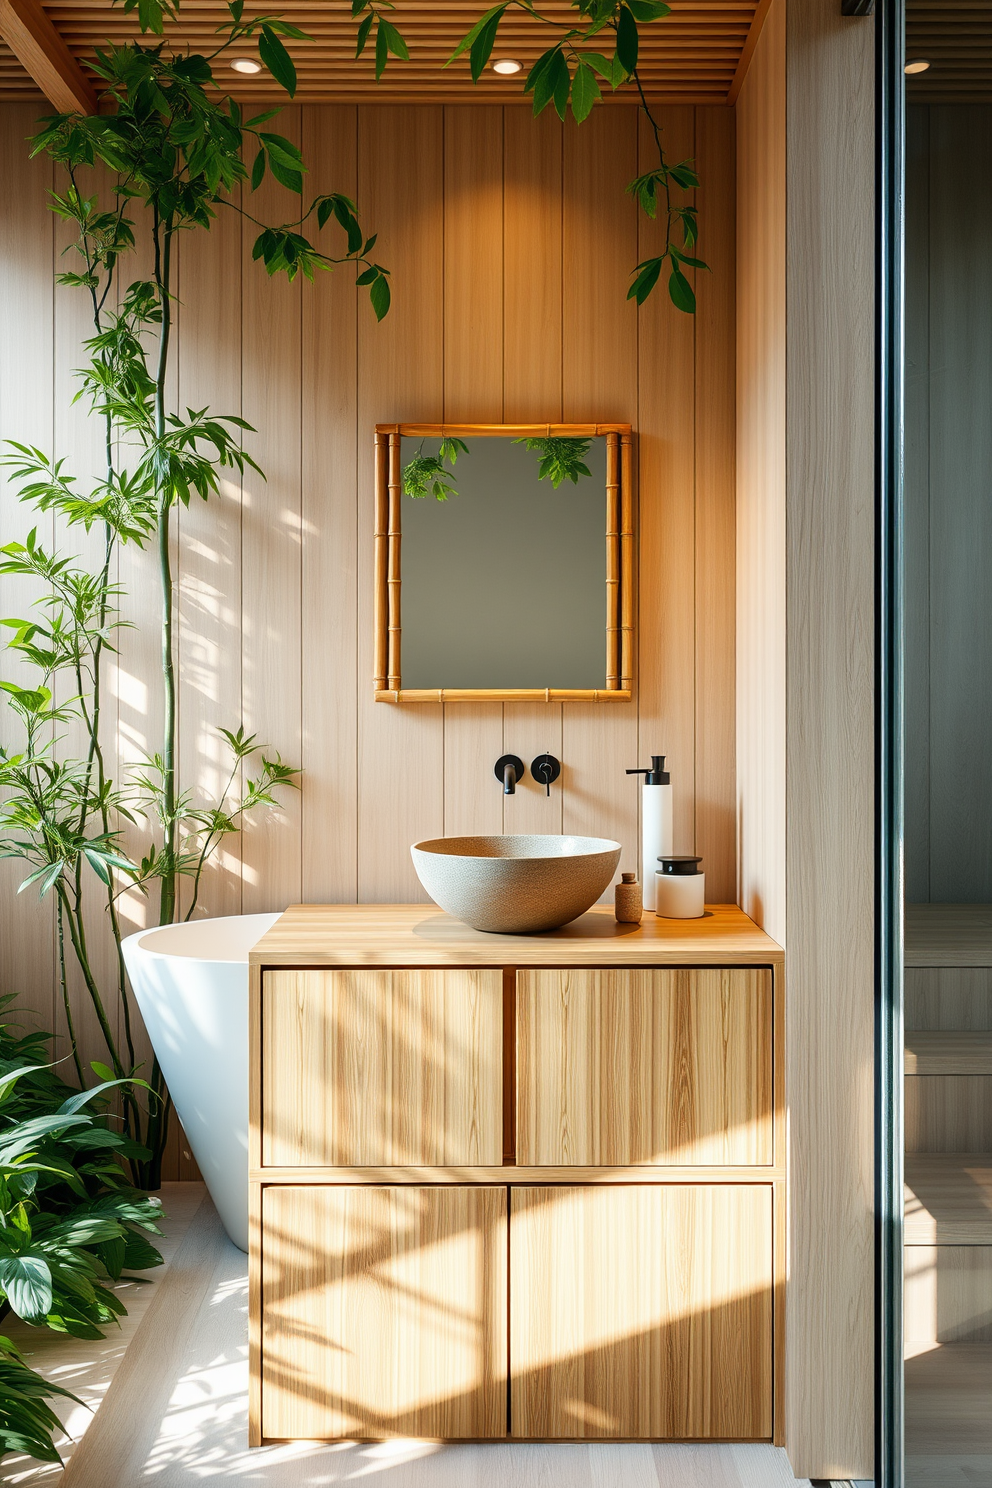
top-left (736, 0), bottom-right (786, 950)
top-left (785, 0), bottom-right (875, 1478)
top-left (0, 102), bottom-right (737, 1175)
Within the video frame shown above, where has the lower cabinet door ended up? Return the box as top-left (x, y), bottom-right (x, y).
top-left (261, 1185), bottom-right (508, 1440)
top-left (509, 1185), bottom-right (773, 1440)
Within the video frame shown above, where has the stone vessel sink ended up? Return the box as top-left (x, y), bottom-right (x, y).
top-left (410, 834), bottom-right (622, 934)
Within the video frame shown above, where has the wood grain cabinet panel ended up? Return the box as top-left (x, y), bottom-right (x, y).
top-left (509, 1184), bottom-right (774, 1439)
top-left (260, 1185), bottom-right (507, 1439)
top-left (516, 967), bottom-right (773, 1166)
top-left (261, 968), bottom-right (502, 1166)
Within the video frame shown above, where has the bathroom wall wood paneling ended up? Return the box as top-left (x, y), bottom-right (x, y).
top-left (735, 0), bottom-right (786, 949)
top-left (0, 102), bottom-right (737, 1180)
top-left (784, 0), bottom-right (875, 1477)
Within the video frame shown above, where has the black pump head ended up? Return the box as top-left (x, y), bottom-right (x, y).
top-left (625, 755), bottom-right (670, 785)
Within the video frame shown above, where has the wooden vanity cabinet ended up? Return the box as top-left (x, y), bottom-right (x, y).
top-left (249, 905), bottom-right (785, 1448)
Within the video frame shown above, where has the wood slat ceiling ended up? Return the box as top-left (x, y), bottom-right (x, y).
top-left (0, 35), bottom-right (42, 94)
top-left (0, 0), bottom-right (759, 103)
top-left (907, 0), bottom-right (992, 103)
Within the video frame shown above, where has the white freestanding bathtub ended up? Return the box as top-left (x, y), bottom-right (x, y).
top-left (121, 912), bottom-right (282, 1252)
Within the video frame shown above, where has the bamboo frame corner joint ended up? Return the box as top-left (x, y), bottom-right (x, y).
top-left (373, 422), bottom-right (636, 704)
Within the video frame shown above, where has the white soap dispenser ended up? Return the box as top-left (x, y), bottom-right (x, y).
top-left (625, 755), bottom-right (673, 913)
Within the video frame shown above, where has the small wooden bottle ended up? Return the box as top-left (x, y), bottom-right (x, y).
top-left (615, 871), bottom-right (642, 924)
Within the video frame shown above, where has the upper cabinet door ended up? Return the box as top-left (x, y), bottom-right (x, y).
top-left (516, 967), bottom-right (773, 1166)
top-left (261, 968), bottom-right (503, 1166)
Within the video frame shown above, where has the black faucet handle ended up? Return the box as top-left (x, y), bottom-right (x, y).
top-left (531, 753), bottom-right (561, 797)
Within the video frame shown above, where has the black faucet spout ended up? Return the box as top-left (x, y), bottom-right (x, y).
top-left (494, 754), bottom-right (525, 796)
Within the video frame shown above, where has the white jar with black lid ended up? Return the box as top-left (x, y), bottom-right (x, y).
top-left (655, 855), bottom-right (704, 919)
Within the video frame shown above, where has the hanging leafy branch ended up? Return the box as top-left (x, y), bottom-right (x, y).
top-left (355, 0), bottom-right (708, 312)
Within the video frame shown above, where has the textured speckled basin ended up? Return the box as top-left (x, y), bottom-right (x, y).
top-left (410, 834), bottom-right (622, 934)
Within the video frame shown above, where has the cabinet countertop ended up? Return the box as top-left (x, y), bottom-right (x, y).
top-left (249, 902), bottom-right (784, 969)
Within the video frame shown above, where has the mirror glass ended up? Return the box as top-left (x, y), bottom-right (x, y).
top-left (399, 434), bottom-right (608, 691)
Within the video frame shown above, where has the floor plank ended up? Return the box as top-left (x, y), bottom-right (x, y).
top-left (18, 1193), bottom-right (809, 1487)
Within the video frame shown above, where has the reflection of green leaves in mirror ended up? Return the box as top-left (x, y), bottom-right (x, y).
top-left (515, 436), bottom-right (593, 488)
top-left (402, 437), bottom-right (470, 501)
top-left (403, 434), bottom-right (595, 498)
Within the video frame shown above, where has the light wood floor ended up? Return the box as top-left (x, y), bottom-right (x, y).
top-left (0, 1186), bottom-right (811, 1487)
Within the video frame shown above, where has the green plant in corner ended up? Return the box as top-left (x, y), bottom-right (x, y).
top-left (0, 0), bottom-right (390, 1187)
top-left (0, 1003), bottom-right (164, 1463)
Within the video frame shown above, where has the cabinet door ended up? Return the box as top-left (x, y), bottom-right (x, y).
top-left (261, 1185), bottom-right (508, 1439)
top-left (261, 968), bottom-right (502, 1166)
top-left (509, 1184), bottom-right (773, 1440)
top-left (516, 967), bottom-right (773, 1166)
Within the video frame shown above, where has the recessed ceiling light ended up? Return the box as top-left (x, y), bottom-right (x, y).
top-left (904, 58), bottom-right (931, 74)
top-left (492, 58), bottom-right (522, 75)
top-left (231, 57), bottom-right (262, 74)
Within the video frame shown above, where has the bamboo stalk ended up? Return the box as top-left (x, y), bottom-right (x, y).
top-left (620, 431), bottom-right (635, 693)
top-left (387, 432), bottom-right (402, 691)
top-left (375, 688), bottom-right (633, 703)
top-left (375, 421), bottom-right (633, 439)
top-left (605, 431), bottom-right (620, 689)
top-left (373, 430), bottom-right (389, 692)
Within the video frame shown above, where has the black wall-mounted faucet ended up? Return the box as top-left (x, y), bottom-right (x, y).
top-left (495, 754), bottom-right (525, 795)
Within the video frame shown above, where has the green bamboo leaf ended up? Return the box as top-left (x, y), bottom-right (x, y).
top-left (669, 162), bottom-right (700, 189)
top-left (625, 0), bottom-right (670, 19)
top-left (266, 157), bottom-right (303, 194)
top-left (668, 264), bottom-right (696, 313)
top-left (531, 47), bottom-right (564, 114)
top-left (448, 4), bottom-right (506, 65)
top-left (627, 255), bottom-right (663, 305)
top-left (258, 24), bottom-right (297, 97)
top-left (375, 20), bottom-right (388, 79)
top-left (250, 148), bottom-right (265, 190)
top-left (551, 52), bottom-right (571, 119)
top-left (379, 18), bottom-right (409, 61)
top-left (369, 271), bottom-right (391, 321)
top-left (355, 11), bottom-right (374, 57)
top-left (469, 6), bottom-right (505, 81)
top-left (570, 61), bottom-right (600, 122)
top-left (616, 4), bottom-right (639, 75)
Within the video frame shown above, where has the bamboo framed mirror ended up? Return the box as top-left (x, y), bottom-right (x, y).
top-left (373, 422), bottom-right (634, 703)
